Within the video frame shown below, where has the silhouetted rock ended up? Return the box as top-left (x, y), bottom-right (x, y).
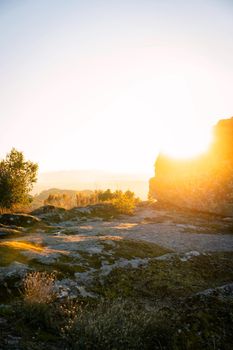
top-left (149, 117), bottom-right (233, 216)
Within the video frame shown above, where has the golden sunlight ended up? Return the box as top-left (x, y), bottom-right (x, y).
top-left (159, 124), bottom-right (213, 159)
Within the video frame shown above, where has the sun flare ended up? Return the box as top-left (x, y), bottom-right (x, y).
top-left (160, 126), bottom-right (213, 159)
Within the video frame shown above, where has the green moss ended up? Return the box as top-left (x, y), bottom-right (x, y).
top-left (78, 251), bottom-right (103, 269)
top-left (51, 262), bottom-right (86, 277)
top-left (172, 295), bottom-right (233, 350)
top-left (110, 239), bottom-right (171, 259)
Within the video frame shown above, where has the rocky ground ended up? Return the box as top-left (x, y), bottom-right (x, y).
top-left (0, 203), bottom-right (233, 349)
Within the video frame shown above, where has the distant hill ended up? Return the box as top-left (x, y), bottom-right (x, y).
top-left (33, 170), bottom-right (149, 199)
top-left (32, 188), bottom-right (93, 209)
top-left (34, 188), bottom-right (93, 201)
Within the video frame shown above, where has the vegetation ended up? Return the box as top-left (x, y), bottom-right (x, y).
top-left (0, 150), bottom-right (231, 349)
top-left (0, 148), bottom-right (38, 210)
top-left (44, 191), bottom-right (100, 208)
top-left (44, 193), bottom-right (74, 209)
top-left (43, 189), bottom-right (139, 215)
top-left (23, 271), bottom-right (56, 304)
top-left (60, 300), bottom-right (170, 350)
top-left (76, 191), bottom-right (100, 207)
top-left (111, 190), bottom-right (139, 214)
top-left (91, 189), bottom-right (139, 214)
top-left (0, 251), bottom-right (232, 349)
top-left (91, 251), bottom-right (233, 300)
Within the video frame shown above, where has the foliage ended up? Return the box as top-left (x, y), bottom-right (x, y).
top-left (1, 251), bottom-right (233, 349)
top-left (98, 189), bottom-right (139, 214)
top-left (76, 191), bottom-right (100, 207)
top-left (97, 189), bottom-right (114, 201)
top-left (12, 294), bottom-right (233, 350)
top-left (60, 299), bottom-right (170, 350)
top-left (44, 193), bottom-right (73, 209)
top-left (0, 148), bottom-right (38, 209)
top-left (44, 191), bottom-right (100, 209)
top-left (44, 189), bottom-right (139, 214)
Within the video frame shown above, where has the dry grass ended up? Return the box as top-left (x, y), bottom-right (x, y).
top-left (23, 271), bottom-right (56, 304)
top-left (0, 241), bottom-right (44, 252)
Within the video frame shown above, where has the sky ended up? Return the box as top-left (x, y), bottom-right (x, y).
top-left (0, 0), bottom-right (233, 176)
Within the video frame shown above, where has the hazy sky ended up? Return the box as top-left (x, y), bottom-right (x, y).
top-left (0, 0), bottom-right (232, 175)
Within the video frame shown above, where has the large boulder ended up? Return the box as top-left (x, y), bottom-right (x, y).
top-left (31, 205), bottom-right (68, 223)
top-left (149, 117), bottom-right (233, 216)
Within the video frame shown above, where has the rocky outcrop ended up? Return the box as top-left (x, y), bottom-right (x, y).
top-left (0, 213), bottom-right (41, 227)
top-left (0, 262), bottom-right (30, 282)
top-left (149, 117), bottom-right (233, 216)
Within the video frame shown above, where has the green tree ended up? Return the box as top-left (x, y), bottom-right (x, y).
top-left (0, 148), bottom-right (38, 209)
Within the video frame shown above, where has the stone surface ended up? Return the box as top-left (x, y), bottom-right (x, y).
top-left (0, 205), bottom-right (233, 300)
top-left (149, 117), bottom-right (233, 216)
top-left (0, 262), bottom-right (30, 281)
top-left (0, 213), bottom-right (41, 227)
top-left (196, 283), bottom-right (233, 298)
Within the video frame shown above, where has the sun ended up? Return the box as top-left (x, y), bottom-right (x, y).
top-left (160, 125), bottom-right (213, 159)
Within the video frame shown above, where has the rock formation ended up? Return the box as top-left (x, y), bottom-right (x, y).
top-left (149, 117), bottom-right (233, 216)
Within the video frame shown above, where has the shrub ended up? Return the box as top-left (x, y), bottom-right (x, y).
top-left (98, 189), bottom-right (139, 215)
top-left (112, 194), bottom-right (137, 214)
top-left (60, 299), bottom-right (171, 350)
top-left (23, 271), bottom-right (56, 304)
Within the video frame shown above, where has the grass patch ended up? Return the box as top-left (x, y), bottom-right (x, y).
top-left (111, 239), bottom-right (171, 259)
top-left (0, 251), bottom-right (232, 349)
top-left (49, 255), bottom-right (87, 277)
top-left (0, 245), bottom-right (29, 266)
top-left (2, 295), bottom-right (233, 350)
top-left (78, 251), bottom-right (104, 269)
top-left (91, 252), bottom-right (233, 301)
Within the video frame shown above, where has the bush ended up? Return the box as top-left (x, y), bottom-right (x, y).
top-left (98, 189), bottom-right (139, 215)
top-left (60, 299), bottom-right (171, 350)
top-left (23, 271), bottom-right (56, 304)
top-left (15, 292), bottom-right (233, 349)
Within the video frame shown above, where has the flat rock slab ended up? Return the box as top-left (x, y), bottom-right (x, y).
top-left (71, 207), bottom-right (233, 253)
top-left (1, 207), bottom-right (233, 265)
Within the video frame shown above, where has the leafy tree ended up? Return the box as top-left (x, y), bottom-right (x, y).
top-left (0, 148), bottom-right (38, 209)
